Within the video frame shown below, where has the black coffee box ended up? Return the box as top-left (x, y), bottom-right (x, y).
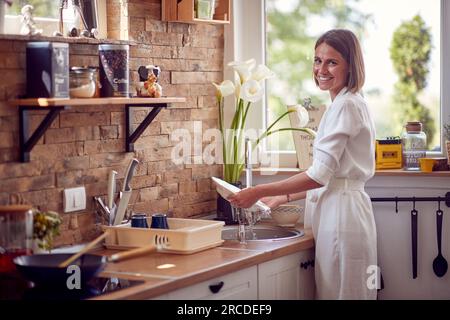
top-left (26, 42), bottom-right (69, 98)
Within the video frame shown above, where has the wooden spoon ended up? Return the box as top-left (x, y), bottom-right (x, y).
top-left (107, 235), bottom-right (170, 262)
top-left (107, 245), bottom-right (157, 263)
top-left (58, 231), bottom-right (110, 268)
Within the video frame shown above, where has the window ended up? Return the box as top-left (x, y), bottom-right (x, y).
top-left (8, 0), bottom-right (59, 18)
top-left (227, 0), bottom-right (450, 168)
top-left (4, 0), bottom-right (106, 38)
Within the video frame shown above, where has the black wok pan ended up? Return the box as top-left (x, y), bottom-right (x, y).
top-left (13, 253), bottom-right (106, 287)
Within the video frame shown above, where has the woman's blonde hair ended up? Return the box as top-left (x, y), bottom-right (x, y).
top-left (314, 29), bottom-right (365, 93)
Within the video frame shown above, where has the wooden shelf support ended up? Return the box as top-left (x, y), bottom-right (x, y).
top-left (10, 97), bottom-right (185, 162)
top-left (125, 103), bottom-right (167, 152)
top-left (19, 106), bottom-right (68, 162)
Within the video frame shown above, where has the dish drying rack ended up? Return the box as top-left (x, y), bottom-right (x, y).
top-left (102, 218), bottom-right (225, 254)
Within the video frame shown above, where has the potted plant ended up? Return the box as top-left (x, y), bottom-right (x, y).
top-left (213, 59), bottom-right (315, 223)
top-left (33, 210), bottom-right (62, 253)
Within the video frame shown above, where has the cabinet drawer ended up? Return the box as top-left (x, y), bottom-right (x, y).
top-left (166, 265), bottom-right (258, 300)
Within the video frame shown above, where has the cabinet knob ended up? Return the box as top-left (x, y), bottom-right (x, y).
top-left (209, 281), bottom-right (224, 294)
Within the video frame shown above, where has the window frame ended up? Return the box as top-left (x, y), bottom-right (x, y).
top-left (225, 0), bottom-right (450, 168)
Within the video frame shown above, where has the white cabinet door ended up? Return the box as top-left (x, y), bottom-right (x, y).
top-left (162, 265), bottom-right (258, 300)
top-left (258, 249), bottom-right (315, 300)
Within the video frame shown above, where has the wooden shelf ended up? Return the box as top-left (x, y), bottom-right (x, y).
top-left (162, 0), bottom-right (231, 24)
top-left (9, 97), bottom-right (186, 107)
top-left (10, 97), bottom-right (186, 162)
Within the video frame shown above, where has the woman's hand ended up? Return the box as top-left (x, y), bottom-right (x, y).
top-left (260, 195), bottom-right (286, 209)
top-left (228, 187), bottom-right (260, 209)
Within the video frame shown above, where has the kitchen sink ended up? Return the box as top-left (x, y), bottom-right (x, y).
top-left (221, 225), bottom-right (304, 241)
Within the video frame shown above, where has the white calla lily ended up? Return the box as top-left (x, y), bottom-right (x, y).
top-left (252, 64), bottom-right (275, 82)
top-left (287, 105), bottom-right (310, 127)
top-left (234, 77), bottom-right (241, 100)
top-left (303, 128), bottom-right (317, 138)
top-left (213, 80), bottom-right (235, 99)
top-left (228, 59), bottom-right (256, 84)
top-left (212, 59), bottom-right (316, 184)
top-left (240, 79), bottom-right (264, 103)
top-left (228, 58), bottom-right (256, 70)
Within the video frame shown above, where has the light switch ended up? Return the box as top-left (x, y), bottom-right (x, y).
top-left (63, 186), bottom-right (86, 213)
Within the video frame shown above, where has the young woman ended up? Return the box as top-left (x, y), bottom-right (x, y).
top-left (228, 29), bottom-right (377, 300)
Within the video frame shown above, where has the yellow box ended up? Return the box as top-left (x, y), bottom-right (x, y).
top-left (376, 138), bottom-right (402, 169)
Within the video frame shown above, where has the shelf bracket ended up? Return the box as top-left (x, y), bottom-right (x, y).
top-left (19, 106), bottom-right (67, 162)
top-left (126, 103), bottom-right (167, 152)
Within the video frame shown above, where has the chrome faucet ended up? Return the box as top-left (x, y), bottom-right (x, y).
top-left (230, 137), bottom-right (253, 226)
top-left (234, 138), bottom-right (262, 243)
top-left (245, 137), bottom-right (252, 188)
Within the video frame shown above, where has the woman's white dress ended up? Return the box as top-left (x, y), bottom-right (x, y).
top-left (304, 87), bottom-right (377, 300)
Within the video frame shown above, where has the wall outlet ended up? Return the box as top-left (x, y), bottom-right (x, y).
top-left (63, 186), bottom-right (86, 213)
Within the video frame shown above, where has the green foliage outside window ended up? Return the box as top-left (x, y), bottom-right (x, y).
top-left (8, 0), bottom-right (58, 18)
top-left (390, 15), bottom-right (435, 148)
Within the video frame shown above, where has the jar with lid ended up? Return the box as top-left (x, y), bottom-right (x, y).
top-left (0, 205), bottom-right (33, 274)
top-left (69, 66), bottom-right (96, 98)
top-left (402, 121), bottom-right (427, 171)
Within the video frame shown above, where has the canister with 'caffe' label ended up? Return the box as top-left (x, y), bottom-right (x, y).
top-left (98, 44), bottom-right (129, 97)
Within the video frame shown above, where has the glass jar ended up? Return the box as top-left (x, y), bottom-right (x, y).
top-left (0, 205), bottom-right (33, 274)
top-left (69, 67), bottom-right (96, 98)
top-left (402, 121), bottom-right (427, 171)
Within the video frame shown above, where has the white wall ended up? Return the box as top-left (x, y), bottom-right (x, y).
top-left (253, 173), bottom-right (450, 299)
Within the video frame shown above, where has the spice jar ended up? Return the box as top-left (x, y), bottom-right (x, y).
top-left (402, 121), bottom-right (427, 171)
top-left (69, 67), bottom-right (96, 98)
top-left (0, 205), bottom-right (33, 274)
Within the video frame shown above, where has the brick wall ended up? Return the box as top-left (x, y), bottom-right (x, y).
top-left (0, 0), bottom-right (224, 246)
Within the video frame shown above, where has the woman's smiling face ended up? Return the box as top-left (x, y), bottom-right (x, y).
top-left (313, 43), bottom-right (349, 100)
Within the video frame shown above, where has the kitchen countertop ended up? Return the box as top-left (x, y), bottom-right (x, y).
top-left (90, 222), bottom-right (314, 300)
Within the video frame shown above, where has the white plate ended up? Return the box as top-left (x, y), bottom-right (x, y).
top-left (211, 177), bottom-right (270, 213)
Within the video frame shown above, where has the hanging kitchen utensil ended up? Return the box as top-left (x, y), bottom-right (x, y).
top-left (411, 201), bottom-right (418, 279)
top-left (432, 201), bottom-right (448, 277)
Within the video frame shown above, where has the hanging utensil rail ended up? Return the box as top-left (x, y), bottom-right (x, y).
top-left (371, 192), bottom-right (450, 212)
